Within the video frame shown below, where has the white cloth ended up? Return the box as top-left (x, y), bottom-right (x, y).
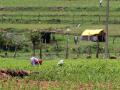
top-left (99, 0), bottom-right (103, 6)
top-left (57, 60), bottom-right (64, 66)
top-left (30, 57), bottom-right (38, 61)
top-left (30, 57), bottom-right (38, 66)
top-left (99, 0), bottom-right (103, 3)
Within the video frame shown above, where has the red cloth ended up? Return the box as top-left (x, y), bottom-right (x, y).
top-left (38, 60), bottom-right (43, 65)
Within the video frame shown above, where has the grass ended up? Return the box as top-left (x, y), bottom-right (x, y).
top-left (0, 58), bottom-right (120, 89)
top-left (0, 58), bottom-right (120, 82)
top-left (0, 0), bottom-right (119, 26)
top-left (0, 0), bottom-right (119, 36)
top-left (0, 0), bottom-right (119, 89)
top-left (0, 23), bottom-right (120, 35)
top-left (0, 0), bottom-right (119, 7)
top-left (0, 0), bottom-right (108, 7)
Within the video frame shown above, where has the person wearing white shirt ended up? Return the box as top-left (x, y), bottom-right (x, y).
top-left (30, 57), bottom-right (39, 66)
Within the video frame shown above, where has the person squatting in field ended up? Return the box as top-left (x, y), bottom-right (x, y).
top-left (30, 56), bottom-right (43, 66)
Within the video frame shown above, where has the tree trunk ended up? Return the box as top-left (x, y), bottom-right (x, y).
top-left (39, 34), bottom-right (42, 59)
top-left (33, 43), bottom-right (35, 56)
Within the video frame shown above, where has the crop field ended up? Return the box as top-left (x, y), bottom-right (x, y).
top-left (0, 0), bottom-right (119, 7)
top-left (0, 0), bottom-right (120, 90)
top-left (0, 0), bottom-right (120, 35)
top-left (0, 58), bottom-right (120, 90)
top-left (0, 0), bottom-right (120, 56)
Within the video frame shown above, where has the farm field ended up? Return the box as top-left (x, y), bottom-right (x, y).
top-left (0, 0), bottom-right (120, 57)
top-left (0, 58), bottom-right (120, 90)
top-left (0, 0), bottom-right (119, 35)
top-left (0, 24), bottom-right (120, 35)
top-left (0, 0), bottom-right (120, 90)
top-left (0, 0), bottom-right (119, 7)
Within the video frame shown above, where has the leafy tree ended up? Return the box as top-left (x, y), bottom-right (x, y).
top-left (30, 31), bottom-right (40, 56)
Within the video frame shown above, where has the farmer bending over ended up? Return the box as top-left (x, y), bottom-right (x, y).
top-left (30, 56), bottom-right (43, 66)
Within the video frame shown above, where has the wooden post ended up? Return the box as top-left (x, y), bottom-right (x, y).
top-left (77, 47), bottom-right (80, 58)
top-left (96, 40), bottom-right (99, 58)
top-left (105, 0), bottom-right (110, 58)
top-left (39, 33), bottom-right (42, 59)
top-left (65, 29), bottom-right (70, 59)
top-left (89, 46), bottom-right (91, 57)
top-left (55, 40), bottom-right (60, 57)
top-left (39, 45), bottom-right (42, 59)
top-left (66, 34), bottom-right (69, 59)
top-left (5, 42), bottom-right (8, 57)
top-left (99, 1), bottom-right (102, 23)
top-left (13, 45), bottom-right (17, 58)
top-left (33, 43), bottom-right (36, 56)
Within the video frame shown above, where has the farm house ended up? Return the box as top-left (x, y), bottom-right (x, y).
top-left (80, 29), bottom-right (105, 42)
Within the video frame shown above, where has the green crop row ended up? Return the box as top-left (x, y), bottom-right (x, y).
top-left (0, 6), bottom-right (119, 12)
top-left (0, 14), bottom-right (119, 25)
top-left (0, 58), bottom-right (120, 89)
top-left (1, 58), bottom-right (120, 81)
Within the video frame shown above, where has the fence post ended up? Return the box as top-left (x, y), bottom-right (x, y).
top-left (96, 40), bottom-right (99, 58)
top-left (65, 33), bottom-right (69, 59)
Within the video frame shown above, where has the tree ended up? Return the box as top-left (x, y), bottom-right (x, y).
top-left (2, 32), bottom-right (13, 57)
top-left (30, 31), bottom-right (40, 56)
top-left (12, 34), bottom-right (26, 58)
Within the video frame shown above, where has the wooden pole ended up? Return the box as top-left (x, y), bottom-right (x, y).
top-left (65, 34), bottom-right (69, 59)
top-left (39, 46), bottom-right (42, 59)
top-left (13, 45), bottom-right (17, 58)
top-left (33, 43), bottom-right (35, 56)
top-left (105, 0), bottom-right (109, 58)
top-left (96, 40), bottom-right (99, 58)
top-left (39, 33), bottom-right (42, 59)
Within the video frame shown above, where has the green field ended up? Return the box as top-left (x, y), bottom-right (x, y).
top-left (0, 0), bottom-right (120, 56)
top-left (0, 1), bottom-right (120, 89)
top-left (0, 0), bottom-right (119, 7)
top-left (0, 0), bottom-right (119, 35)
top-left (0, 58), bottom-right (120, 89)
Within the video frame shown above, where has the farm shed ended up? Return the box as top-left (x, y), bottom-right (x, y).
top-left (41, 32), bottom-right (51, 43)
top-left (81, 29), bottom-right (105, 42)
top-left (40, 29), bottom-right (70, 43)
top-left (32, 28), bottom-right (81, 43)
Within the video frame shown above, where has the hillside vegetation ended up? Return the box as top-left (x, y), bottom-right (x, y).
top-left (0, 0), bottom-right (119, 35)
